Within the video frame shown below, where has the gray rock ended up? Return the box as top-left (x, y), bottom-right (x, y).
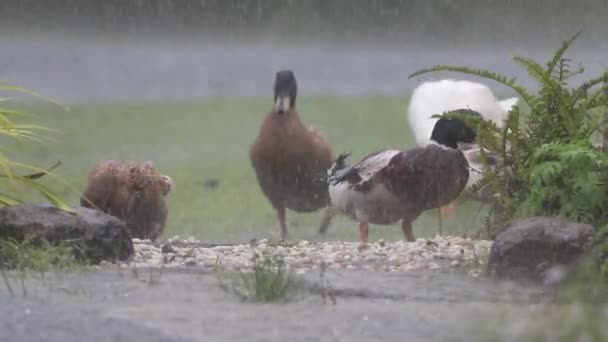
top-left (489, 216), bottom-right (597, 281)
top-left (0, 203), bottom-right (134, 263)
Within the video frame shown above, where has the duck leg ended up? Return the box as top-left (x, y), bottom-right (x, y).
top-left (318, 207), bottom-right (336, 235)
top-left (276, 206), bottom-right (289, 241)
top-left (439, 201), bottom-right (456, 218)
top-left (358, 222), bottom-right (370, 250)
top-left (401, 219), bottom-right (415, 242)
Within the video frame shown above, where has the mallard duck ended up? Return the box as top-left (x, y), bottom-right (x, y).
top-left (81, 160), bottom-right (174, 240)
top-left (249, 70), bottom-right (334, 240)
top-left (328, 116), bottom-right (476, 247)
top-left (407, 79), bottom-right (517, 217)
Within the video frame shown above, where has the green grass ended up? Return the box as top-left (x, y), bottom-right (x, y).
top-left (12, 96), bottom-right (487, 242)
top-left (0, 236), bottom-right (82, 273)
top-left (216, 251), bottom-right (297, 303)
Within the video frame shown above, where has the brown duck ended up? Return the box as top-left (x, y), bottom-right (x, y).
top-left (81, 160), bottom-right (174, 240)
top-left (249, 70), bottom-right (334, 240)
top-left (327, 116), bottom-right (475, 248)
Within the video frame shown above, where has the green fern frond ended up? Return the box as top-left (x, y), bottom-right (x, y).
top-left (546, 31), bottom-right (582, 74)
top-left (414, 32), bottom-right (608, 232)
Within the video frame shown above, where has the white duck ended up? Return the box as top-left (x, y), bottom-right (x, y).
top-left (407, 79), bottom-right (518, 217)
top-left (407, 79), bottom-right (518, 146)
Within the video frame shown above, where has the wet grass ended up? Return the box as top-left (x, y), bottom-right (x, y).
top-left (216, 251), bottom-right (297, 303)
top-left (13, 96), bottom-right (488, 242)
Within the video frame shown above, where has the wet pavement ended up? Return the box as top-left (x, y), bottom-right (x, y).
top-left (0, 267), bottom-right (555, 342)
top-left (2, 38), bottom-right (606, 103)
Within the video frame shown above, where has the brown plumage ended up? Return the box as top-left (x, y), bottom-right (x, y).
top-left (81, 161), bottom-right (174, 240)
top-left (249, 70), bottom-right (334, 240)
top-left (328, 117), bottom-right (475, 248)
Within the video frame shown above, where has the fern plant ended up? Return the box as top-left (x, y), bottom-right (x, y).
top-left (0, 81), bottom-right (72, 211)
top-left (410, 32), bottom-right (608, 233)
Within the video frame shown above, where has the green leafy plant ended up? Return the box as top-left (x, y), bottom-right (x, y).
top-left (216, 251), bottom-right (297, 302)
top-left (0, 81), bottom-right (72, 211)
top-left (0, 236), bottom-right (81, 272)
top-left (410, 32), bottom-right (608, 233)
top-left (0, 236), bottom-right (83, 297)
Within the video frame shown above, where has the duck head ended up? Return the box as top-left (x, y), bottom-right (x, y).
top-left (430, 116), bottom-right (477, 149)
top-left (160, 174), bottom-right (174, 196)
top-left (273, 70), bottom-right (297, 115)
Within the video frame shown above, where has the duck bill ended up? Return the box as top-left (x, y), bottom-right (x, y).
top-left (274, 96), bottom-right (291, 114)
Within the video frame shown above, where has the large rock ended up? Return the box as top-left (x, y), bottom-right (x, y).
top-left (0, 203), bottom-right (134, 263)
top-left (489, 216), bottom-right (597, 281)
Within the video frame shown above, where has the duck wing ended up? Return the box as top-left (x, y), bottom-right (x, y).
top-left (330, 149), bottom-right (401, 188)
top-left (382, 145), bottom-right (469, 210)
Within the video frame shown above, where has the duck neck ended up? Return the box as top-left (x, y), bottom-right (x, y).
top-left (427, 139), bottom-right (458, 149)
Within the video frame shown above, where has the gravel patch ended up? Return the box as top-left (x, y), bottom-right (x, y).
top-left (127, 236), bottom-right (492, 277)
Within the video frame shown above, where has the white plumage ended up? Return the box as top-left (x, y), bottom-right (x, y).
top-left (407, 79), bottom-right (519, 147)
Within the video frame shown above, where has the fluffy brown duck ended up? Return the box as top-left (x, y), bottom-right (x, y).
top-left (81, 160), bottom-right (174, 240)
top-left (327, 116), bottom-right (476, 248)
top-left (249, 70), bottom-right (334, 240)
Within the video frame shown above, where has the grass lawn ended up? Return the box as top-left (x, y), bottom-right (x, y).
top-left (12, 96), bottom-right (489, 243)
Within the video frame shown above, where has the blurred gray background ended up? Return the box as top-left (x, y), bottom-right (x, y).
top-left (1, 0), bottom-right (606, 103)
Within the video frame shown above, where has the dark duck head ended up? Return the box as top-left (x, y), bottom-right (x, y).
top-left (430, 114), bottom-right (478, 149)
top-left (273, 70), bottom-right (298, 115)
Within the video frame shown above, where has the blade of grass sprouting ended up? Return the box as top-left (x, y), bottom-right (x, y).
top-left (2, 160), bottom-right (83, 199)
top-left (0, 192), bottom-right (21, 206)
top-left (0, 161), bottom-right (62, 180)
top-left (0, 114), bottom-right (17, 127)
top-left (14, 124), bottom-right (59, 133)
top-left (239, 271), bottom-right (253, 299)
top-left (0, 84), bottom-right (68, 110)
top-left (0, 168), bottom-right (76, 212)
top-left (0, 132), bottom-right (46, 144)
top-left (23, 161), bottom-right (61, 180)
top-left (0, 157), bottom-right (15, 180)
top-left (0, 107), bottom-right (39, 119)
top-left (5, 131), bottom-right (54, 143)
top-left (16, 177), bottom-right (74, 213)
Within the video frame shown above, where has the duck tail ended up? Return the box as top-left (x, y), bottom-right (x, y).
top-left (335, 152), bottom-right (351, 167)
top-left (327, 152), bottom-right (352, 182)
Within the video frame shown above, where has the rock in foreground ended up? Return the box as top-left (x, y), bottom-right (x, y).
top-left (489, 216), bottom-right (597, 281)
top-left (0, 203), bottom-right (134, 263)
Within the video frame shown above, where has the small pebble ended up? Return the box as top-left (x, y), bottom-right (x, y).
top-left (124, 236), bottom-right (492, 276)
top-left (161, 244), bottom-right (176, 254)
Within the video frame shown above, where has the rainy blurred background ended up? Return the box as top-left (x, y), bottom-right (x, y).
top-left (2, 0), bottom-right (607, 242)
